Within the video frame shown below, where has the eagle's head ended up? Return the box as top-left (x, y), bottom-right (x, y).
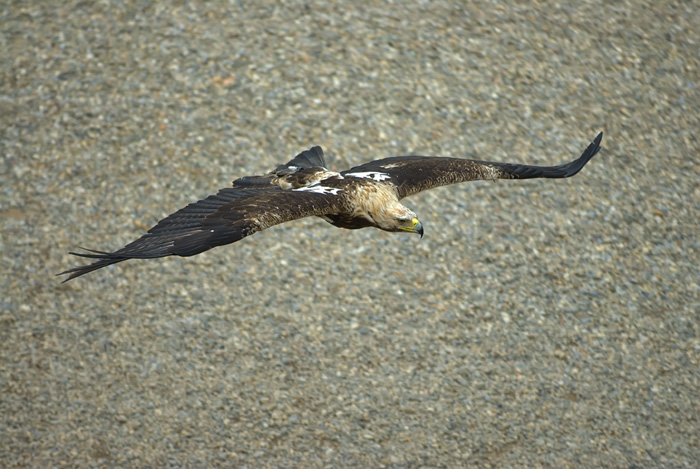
top-left (385, 205), bottom-right (424, 238)
top-left (352, 184), bottom-right (423, 237)
top-left (394, 215), bottom-right (423, 238)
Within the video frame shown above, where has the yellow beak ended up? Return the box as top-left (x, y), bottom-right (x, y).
top-left (399, 218), bottom-right (424, 238)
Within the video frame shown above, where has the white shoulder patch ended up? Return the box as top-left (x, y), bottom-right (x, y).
top-left (293, 186), bottom-right (343, 195)
top-left (345, 171), bottom-right (392, 182)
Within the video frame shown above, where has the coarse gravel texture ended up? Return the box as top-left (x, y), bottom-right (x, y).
top-left (2, 0), bottom-right (699, 467)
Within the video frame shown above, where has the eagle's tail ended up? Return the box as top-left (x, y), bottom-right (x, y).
top-left (234, 146), bottom-right (328, 187)
top-left (280, 146), bottom-right (327, 170)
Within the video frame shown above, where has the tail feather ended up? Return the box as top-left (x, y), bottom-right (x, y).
top-left (234, 146), bottom-right (327, 187)
top-left (280, 146), bottom-right (326, 170)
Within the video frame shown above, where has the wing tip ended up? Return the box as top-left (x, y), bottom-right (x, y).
top-left (57, 248), bottom-right (126, 283)
top-left (559, 131), bottom-right (604, 178)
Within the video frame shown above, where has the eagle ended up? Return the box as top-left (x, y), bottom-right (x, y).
top-left (59, 132), bottom-right (603, 282)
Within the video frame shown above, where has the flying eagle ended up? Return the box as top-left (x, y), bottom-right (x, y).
top-left (59, 132), bottom-right (603, 282)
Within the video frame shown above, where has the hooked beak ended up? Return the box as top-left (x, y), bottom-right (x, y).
top-left (415, 220), bottom-right (424, 238)
top-left (399, 218), bottom-right (424, 238)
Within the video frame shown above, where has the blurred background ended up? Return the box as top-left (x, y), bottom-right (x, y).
top-left (2, 0), bottom-right (698, 466)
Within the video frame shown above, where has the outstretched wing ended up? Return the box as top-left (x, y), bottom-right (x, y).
top-left (343, 132), bottom-right (602, 199)
top-left (58, 184), bottom-right (349, 282)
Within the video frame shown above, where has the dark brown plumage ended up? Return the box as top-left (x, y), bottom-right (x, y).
top-left (59, 132), bottom-right (603, 282)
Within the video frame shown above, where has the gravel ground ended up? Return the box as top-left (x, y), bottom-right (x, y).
top-left (2, 0), bottom-right (699, 467)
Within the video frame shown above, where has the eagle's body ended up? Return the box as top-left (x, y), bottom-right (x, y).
top-left (59, 133), bottom-right (603, 282)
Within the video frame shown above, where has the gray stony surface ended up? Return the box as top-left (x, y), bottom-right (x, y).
top-left (2, 0), bottom-right (699, 466)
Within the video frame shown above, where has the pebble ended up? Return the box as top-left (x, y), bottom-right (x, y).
top-left (2, 0), bottom-right (699, 467)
